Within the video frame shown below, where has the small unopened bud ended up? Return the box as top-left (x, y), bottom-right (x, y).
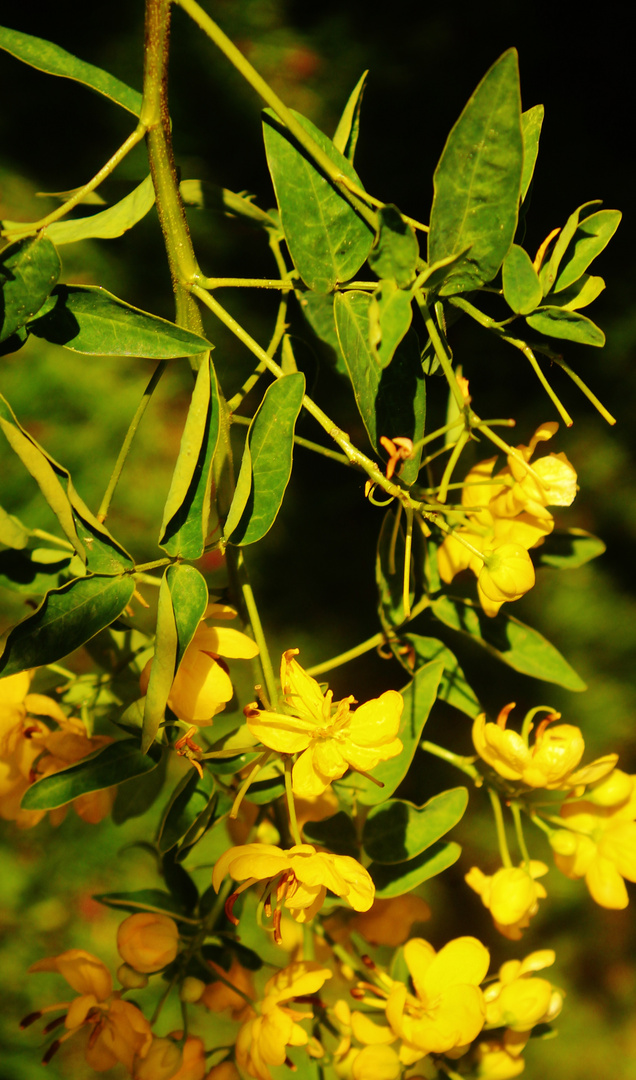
top-left (180, 976), bottom-right (206, 1003)
top-left (117, 963), bottom-right (149, 990)
top-left (549, 829), bottom-right (578, 857)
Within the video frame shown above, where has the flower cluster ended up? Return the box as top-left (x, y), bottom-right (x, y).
top-left (244, 649), bottom-right (403, 797)
top-left (0, 671), bottom-right (116, 828)
top-left (437, 422), bottom-right (577, 616)
top-left (465, 862), bottom-right (548, 940)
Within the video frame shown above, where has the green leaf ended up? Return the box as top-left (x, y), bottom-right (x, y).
top-left (111, 751), bottom-right (168, 824)
top-left (0, 25), bottom-right (142, 115)
top-left (428, 49), bottom-right (523, 294)
top-left (21, 738), bottom-right (160, 810)
top-left (168, 564), bottom-right (209, 669)
top-left (334, 291), bottom-right (426, 484)
top-left (336, 661), bottom-right (444, 806)
top-left (142, 570), bottom-right (178, 754)
top-left (0, 390), bottom-right (133, 570)
top-left (263, 109), bottom-right (374, 293)
top-left (533, 527), bottom-right (606, 570)
top-left (545, 274), bottom-right (605, 311)
top-left (362, 788), bottom-right (468, 864)
top-left (502, 244), bottom-right (542, 315)
top-left (539, 200), bottom-right (600, 295)
top-left (332, 70), bottom-right (368, 162)
top-left (525, 307), bottom-right (605, 347)
top-left (28, 285), bottom-right (212, 357)
top-left (418, 250), bottom-right (473, 295)
top-left (159, 358), bottom-right (220, 558)
top-left (370, 840), bottom-right (462, 897)
top-left (43, 175), bottom-right (155, 245)
top-left (302, 811), bottom-right (359, 859)
top-left (0, 547), bottom-right (73, 595)
top-left (157, 768), bottom-right (216, 855)
top-left (369, 205), bottom-right (419, 289)
top-left (431, 594), bottom-right (586, 690)
top-left (0, 573), bottom-right (135, 677)
top-left (0, 504), bottom-right (31, 549)
top-left (553, 209), bottom-right (621, 294)
top-left (225, 372), bottom-right (305, 545)
top-left (520, 104), bottom-right (544, 203)
top-left (297, 291), bottom-right (348, 376)
top-left (0, 235), bottom-right (61, 342)
top-left (94, 890), bottom-right (188, 920)
top-left (369, 282), bottom-right (413, 369)
top-left (398, 634), bottom-right (481, 718)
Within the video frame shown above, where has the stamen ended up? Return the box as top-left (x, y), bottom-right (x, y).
top-left (42, 1039), bottom-right (62, 1065)
top-left (43, 1014), bottom-right (67, 1034)
top-left (225, 893), bottom-right (241, 926)
top-left (20, 1011), bottom-right (43, 1029)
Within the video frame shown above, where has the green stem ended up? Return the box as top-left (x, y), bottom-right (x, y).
top-left (98, 360), bottom-right (168, 521)
top-left (176, 0), bottom-right (376, 229)
top-left (402, 505), bottom-right (414, 619)
top-left (551, 355), bottom-right (617, 425)
top-left (306, 633), bottom-right (385, 677)
top-left (487, 786), bottom-right (512, 868)
top-left (235, 551), bottom-right (278, 706)
top-left (30, 529), bottom-right (75, 551)
top-left (231, 416), bottom-right (350, 466)
top-left (199, 277), bottom-right (296, 290)
top-left (510, 800), bottom-right (532, 865)
top-left (420, 740), bottom-right (480, 780)
top-left (437, 430), bottom-right (469, 504)
top-left (285, 758), bottom-right (302, 845)
top-left (417, 296), bottom-right (466, 413)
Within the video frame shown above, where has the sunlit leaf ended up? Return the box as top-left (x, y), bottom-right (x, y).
top-left (502, 244), bottom-right (542, 315)
top-left (525, 306), bottom-right (605, 346)
top-left (428, 49), bottom-right (523, 294)
top-left (21, 739), bottom-right (161, 810)
top-left (370, 841), bottom-right (462, 897)
top-left (533, 527), bottom-right (606, 569)
top-left (369, 205), bottom-right (419, 289)
top-left (0, 547), bottom-right (73, 595)
top-left (520, 104), bottom-right (544, 203)
top-left (0, 234), bottom-right (60, 342)
top-left (369, 281), bottom-right (413, 369)
top-left (43, 175), bottom-right (155, 244)
top-left (333, 70), bottom-right (368, 162)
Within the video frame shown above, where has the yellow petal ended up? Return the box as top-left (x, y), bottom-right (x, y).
top-left (246, 710), bottom-right (314, 754)
top-left (347, 691), bottom-right (403, 747)
top-left (423, 937), bottom-right (490, 996)
top-left (281, 650), bottom-right (327, 723)
top-left (585, 854), bottom-right (629, 909)
top-left (197, 625), bottom-right (259, 660)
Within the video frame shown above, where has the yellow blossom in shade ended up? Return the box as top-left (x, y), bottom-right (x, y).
top-left (471, 705), bottom-right (617, 790)
top-left (349, 894), bottom-right (431, 946)
top-left (473, 1034), bottom-right (528, 1079)
top-left (140, 608), bottom-right (259, 727)
top-left (235, 961), bottom-right (331, 1080)
top-left (201, 959), bottom-right (255, 1022)
top-left (205, 1064), bottom-right (240, 1080)
top-left (133, 1037), bottom-right (182, 1080)
top-left (550, 776), bottom-right (636, 908)
top-left (25, 948), bottom-right (152, 1070)
top-left (465, 863), bottom-right (548, 940)
top-left (167, 1036), bottom-right (208, 1080)
top-left (385, 936), bottom-right (489, 1062)
top-left (245, 649), bottom-right (403, 797)
top-left (484, 951), bottom-right (563, 1032)
top-left (116, 912), bottom-right (179, 973)
top-left (212, 842), bottom-right (374, 939)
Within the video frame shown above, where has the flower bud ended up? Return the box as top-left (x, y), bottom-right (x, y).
top-left (117, 963), bottom-right (149, 990)
top-left (479, 544), bottom-right (535, 603)
top-left (585, 768), bottom-right (633, 807)
top-left (180, 977), bottom-right (206, 1003)
top-left (134, 1038), bottom-right (182, 1080)
top-left (549, 829), bottom-right (579, 857)
top-left (117, 913), bottom-right (179, 973)
top-left (205, 1065), bottom-right (240, 1080)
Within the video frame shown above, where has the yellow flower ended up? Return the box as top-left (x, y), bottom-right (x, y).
top-left (116, 912), bottom-right (180, 973)
top-left (140, 606), bottom-right (259, 727)
top-left (471, 705), bottom-right (616, 790)
top-left (134, 1037), bottom-right (182, 1080)
top-left (212, 842), bottom-right (374, 941)
top-left (166, 1036), bottom-right (208, 1080)
top-left (244, 649), bottom-right (403, 797)
top-left (473, 1034), bottom-right (528, 1078)
top-left (200, 959), bottom-right (255, 1022)
top-left (551, 775), bottom-right (636, 908)
top-left (483, 950), bottom-right (563, 1032)
top-left (24, 948), bottom-right (152, 1070)
top-left (385, 936), bottom-right (489, 1062)
top-left (465, 863), bottom-right (548, 940)
top-left (437, 423), bottom-right (577, 617)
top-left (235, 961), bottom-right (331, 1080)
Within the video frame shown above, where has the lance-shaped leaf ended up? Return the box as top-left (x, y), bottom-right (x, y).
top-left (533, 527), bottom-right (606, 570)
top-left (334, 291), bottom-right (426, 484)
top-left (302, 811), bottom-right (359, 859)
top-left (525, 307), bottom-right (605, 346)
top-left (369, 282), bottom-right (413, 369)
top-left (112, 752), bottom-right (168, 825)
top-left (394, 633), bottom-right (481, 718)
top-left (520, 104), bottom-right (544, 203)
top-left (297, 291), bottom-right (348, 377)
top-left (362, 788), bottom-right (468, 864)
top-left (0, 573), bottom-right (135, 677)
top-left (336, 661), bottom-right (443, 806)
top-left (539, 200), bottom-right (600, 295)
top-left (28, 285), bottom-right (212, 357)
top-left (370, 841), bottom-right (462, 898)
top-left (543, 207), bottom-right (621, 296)
top-left (157, 768), bottom-right (216, 855)
top-left (160, 358), bottom-right (220, 558)
top-left (428, 49), bottom-right (523, 294)
top-left (141, 564), bottom-right (209, 753)
top-left (0, 235), bottom-right (61, 342)
top-left (0, 547), bottom-right (73, 595)
top-left (502, 244), bottom-right (542, 315)
top-left (431, 594), bottom-right (585, 690)
top-left (369, 205), bottom-right (419, 289)
top-left (0, 25), bottom-right (142, 115)
top-left (93, 890), bottom-right (188, 920)
top-left (21, 738), bottom-right (161, 811)
top-left (263, 108), bottom-right (374, 293)
top-left (333, 71), bottom-right (368, 162)
top-left (42, 175), bottom-right (155, 245)
top-left (225, 372), bottom-right (305, 545)
top-left (0, 504), bottom-right (31, 549)
top-left (0, 390), bottom-right (133, 571)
